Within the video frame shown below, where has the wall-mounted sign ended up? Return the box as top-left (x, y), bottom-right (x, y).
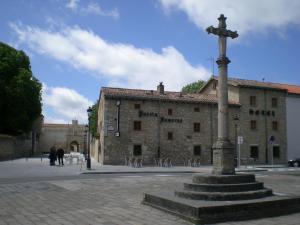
top-left (249, 109), bottom-right (275, 117)
top-left (237, 136), bottom-right (243, 144)
top-left (107, 125), bottom-right (114, 131)
top-left (160, 117), bottom-right (182, 123)
top-left (139, 110), bottom-right (158, 117)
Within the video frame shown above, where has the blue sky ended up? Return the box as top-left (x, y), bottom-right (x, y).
top-left (1, 0), bottom-right (300, 123)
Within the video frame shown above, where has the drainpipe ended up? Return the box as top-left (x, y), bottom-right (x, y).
top-left (264, 89), bottom-right (268, 164)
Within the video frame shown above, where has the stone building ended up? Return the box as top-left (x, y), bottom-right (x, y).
top-left (201, 77), bottom-right (288, 165)
top-left (94, 77), bottom-right (300, 166)
top-left (38, 120), bottom-right (87, 153)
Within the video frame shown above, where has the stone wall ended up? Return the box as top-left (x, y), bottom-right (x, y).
top-left (238, 87), bottom-right (287, 164)
top-left (37, 120), bottom-right (86, 154)
top-left (98, 98), bottom-right (239, 165)
top-left (0, 134), bottom-right (32, 161)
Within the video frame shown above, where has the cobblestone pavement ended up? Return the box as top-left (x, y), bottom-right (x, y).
top-left (0, 171), bottom-right (300, 225)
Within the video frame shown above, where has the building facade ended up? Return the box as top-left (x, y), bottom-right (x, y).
top-left (95, 78), bottom-right (291, 165)
top-left (38, 120), bottom-right (87, 153)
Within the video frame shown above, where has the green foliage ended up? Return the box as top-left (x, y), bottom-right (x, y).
top-left (0, 42), bottom-right (42, 135)
top-left (181, 80), bottom-right (206, 93)
top-left (89, 101), bottom-right (99, 138)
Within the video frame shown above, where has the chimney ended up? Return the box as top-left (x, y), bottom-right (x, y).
top-left (157, 82), bottom-right (164, 94)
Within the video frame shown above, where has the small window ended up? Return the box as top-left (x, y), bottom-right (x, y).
top-left (249, 109), bottom-right (254, 115)
top-left (133, 145), bottom-right (142, 156)
top-left (272, 121), bottom-right (278, 131)
top-left (250, 96), bottom-right (256, 107)
top-left (212, 81), bottom-right (217, 90)
top-left (250, 146), bottom-right (259, 159)
top-left (250, 120), bottom-right (257, 130)
top-left (255, 110), bottom-right (260, 115)
top-left (168, 108), bottom-right (173, 115)
top-left (273, 146), bottom-right (280, 158)
top-left (194, 107), bottom-right (200, 112)
top-left (194, 123), bottom-right (201, 132)
top-left (272, 98), bottom-right (278, 108)
top-left (133, 121), bottom-right (141, 131)
top-left (134, 104), bottom-right (140, 109)
top-left (194, 145), bottom-right (201, 156)
top-left (167, 132), bottom-right (173, 140)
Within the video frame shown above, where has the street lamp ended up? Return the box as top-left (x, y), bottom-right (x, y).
top-left (84, 126), bottom-right (88, 156)
top-left (86, 107), bottom-right (92, 169)
top-left (233, 114), bottom-right (239, 167)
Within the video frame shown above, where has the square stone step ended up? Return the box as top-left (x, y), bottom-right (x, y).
top-left (142, 191), bottom-right (300, 224)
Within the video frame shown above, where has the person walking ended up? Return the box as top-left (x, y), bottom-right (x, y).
top-left (57, 147), bottom-right (65, 166)
top-left (49, 145), bottom-right (57, 166)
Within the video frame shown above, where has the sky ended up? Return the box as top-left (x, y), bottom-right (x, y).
top-left (1, 0), bottom-right (300, 124)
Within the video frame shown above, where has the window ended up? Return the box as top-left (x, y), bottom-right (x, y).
top-left (194, 123), bottom-right (201, 132)
top-left (250, 96), bottom-right (256, 106)
top-left (134, 104), bottom-right (140, 109)
top-left (167, 132), bottom-right (173, 140)
top-left (250, 120), bottom-right (257, 130)
top-left (273, 146), bottom-right (280, 158)
top-left (133, 145), bottom-right (142, 156)
top-left (194, 107), bottom-right (200, 112)
top-left (250, 146), bottom-right (259, 159)
top-left (168, 108), bottom-right (173, 115)
top-left (212, 81), bottom-right (217, 90)
top-left (272, 121), bottom-right (278, 131)
top-left (271, 98), bottom-right (278, 108)
top-left (194, 145), bottom-right (201, 156)
top-left (133, 121), bottom-right (141, 131)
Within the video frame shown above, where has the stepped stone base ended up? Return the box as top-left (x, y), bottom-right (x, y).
top-left (142, 192), bottom-right (300, 224)
top-left (142, 174), bottom-right (300, 224)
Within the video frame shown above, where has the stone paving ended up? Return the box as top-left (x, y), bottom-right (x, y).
top-left (0, 159), bottom-right (300, 225)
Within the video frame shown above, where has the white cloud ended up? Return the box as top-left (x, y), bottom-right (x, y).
top-left (83, 2), bottom-right (119, 19)
top-left (66, 0), bottom-right (79, 10)
top-left (44, 116), bottom-right (68, 124)
top-left (10, 23), bottom-right (210, 91)
top-left (159, 0), bottom-right (300, 36)
top-left (42, 84), bottom-right (93, 123)
top-left (65, 0), bottom-right (119, 19)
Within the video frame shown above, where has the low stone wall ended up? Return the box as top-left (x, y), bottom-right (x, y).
top-left (0, 134), bottom-right (31, 161)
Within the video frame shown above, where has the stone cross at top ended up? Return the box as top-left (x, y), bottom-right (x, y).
top-left (206, 14), bottom-right (238, 59)
top-left (206, 14), bottom-right (238, 39)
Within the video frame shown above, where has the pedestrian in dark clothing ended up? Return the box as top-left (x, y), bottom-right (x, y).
top-left (49, 145), bottom-right (57, 166)
top-left (57, 147), bottom-right (65, 166)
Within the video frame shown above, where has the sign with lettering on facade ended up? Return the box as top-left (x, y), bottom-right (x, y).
top-left (160, 117), bottom-right (183, 123)
top-left (139, 110), bottom-right (158, 117)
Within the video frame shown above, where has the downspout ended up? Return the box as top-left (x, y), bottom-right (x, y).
top-left (264, 89), bottom-right (268, 164)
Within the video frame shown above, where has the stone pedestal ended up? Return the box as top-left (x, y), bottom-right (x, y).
top-left (142, 174), bottom-right (300, 224)
top-left (212, 139), bottom-right (235, 175)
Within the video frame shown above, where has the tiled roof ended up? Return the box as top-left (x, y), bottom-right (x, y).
top-left (275, 84), bottom-right (300, 95)
top-left (208, 76), bottom-right (300, 94)
top-left (101, 87), bottom-right (240, 105)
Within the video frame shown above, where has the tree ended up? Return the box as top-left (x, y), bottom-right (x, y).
top-left (181, 80), bottom-right (206, 93)
top-left (0, 42), bottom-right (42, 135)
top-left (89, 101), bottom-right (99, 138)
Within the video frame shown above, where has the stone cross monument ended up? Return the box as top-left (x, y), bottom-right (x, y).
top-left (207, 14), bottom-right (238, 175)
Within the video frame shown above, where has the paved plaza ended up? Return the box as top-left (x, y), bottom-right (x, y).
top-left (0, 158), bottom-right (300, 225)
